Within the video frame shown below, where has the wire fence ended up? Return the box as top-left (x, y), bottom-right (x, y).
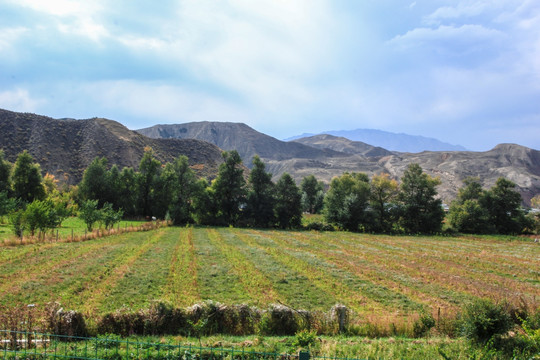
top-left (0, 330), bottom-right (363, 360)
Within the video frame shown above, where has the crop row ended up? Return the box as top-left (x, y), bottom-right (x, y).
top-left (0, 227), bottom-right (537, 320)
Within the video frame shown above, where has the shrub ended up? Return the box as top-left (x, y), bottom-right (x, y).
top-left (293, 329), bottom-right (317, 348)
top-left (459, 299), bottom-right (513, 345)
top-left (304, 221), bottom-right (335, 231)
top-left (413, 313), bottom-right (435, 338)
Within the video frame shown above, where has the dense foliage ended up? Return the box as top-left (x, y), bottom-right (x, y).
top-left (448, 177), bottom-right (531, 234)
top-left (0, 149), bottom-right (534, 236)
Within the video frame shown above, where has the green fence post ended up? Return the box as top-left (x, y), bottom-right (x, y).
top-left (299, 350), bottom-right (310, 360)
top-left (126, 339), bottom-right (129, 360)
top-left (24, 331), bottom-right (27, 358)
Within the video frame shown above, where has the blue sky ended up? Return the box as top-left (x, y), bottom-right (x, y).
top-left (0, 0), bottom-right (539, 151)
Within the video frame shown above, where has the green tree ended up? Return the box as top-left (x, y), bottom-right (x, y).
top-left (211, 150), bottom-right (246, 225)
top-left (23, 199), bottom-right (60, 238)
top-left (137, 148), bottom-right (162, 217)
top-left (245, 155), bottom-right (275, 227)
top-left (300, 175), bottom-right (324, 214)
top-left (165, 156), bottom-right (199, 225)
top-left (0, 150), bottom-right (12, 196)
top-left (9, 209), bottom-right (25, 238)
top-left (117, 167), bottom-right (138, 217)
top-left (274, 173), bottom-right (302, 229)
top-left (448, 177), bottom-right (492, 233)
top-left (531, 195), bottom-right (540, 209)
top-left (79, 199), bottom-right (101, 232)
top-left (101, 202), bottom-right (124, 230)
top-left (369, 173), bottom-right (399, 233)
top-left (106, 165), bottom-right (122, 209)
top-left (78, 157), bottom-right (110, 207)
top-left (397, 164), bottom-right (444, 234)
top-left (483, 177), bottom-right (526, 234)
top-left (0, 191), bottom-right (15, 223)
top-left (11, 151), bottom-right (45, 203)
top-left (192, 179), bottom-right (217, 225)
top-left (324, 172), bottom-right (371, 232)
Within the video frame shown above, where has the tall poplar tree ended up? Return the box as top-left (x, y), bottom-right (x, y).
top-left (397, 163), bottom-right (444, 234)
top-left (211, 150), bottom-right (246, 225)
top-left (245, 155), bottom-right (275, 227)
top-left (12, 151), bottom-right (45, 204)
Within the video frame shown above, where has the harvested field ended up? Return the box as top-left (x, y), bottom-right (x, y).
top-left (0, 227), bottom-right (538, 323)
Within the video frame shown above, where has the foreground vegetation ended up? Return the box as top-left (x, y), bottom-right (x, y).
top-left (1, 148), bottom-right (538, 243)
top-left (0, 330), bottom-right (514, 360)
top-left (0, 227), bottom-right (538, 357)
top-left (1, 227), bottom-right (537, 317)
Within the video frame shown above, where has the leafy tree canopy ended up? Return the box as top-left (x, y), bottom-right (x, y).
top-left (397, 163), bottom-right (444, 234)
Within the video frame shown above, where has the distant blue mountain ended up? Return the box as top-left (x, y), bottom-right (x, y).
top-left (285, 129), bottom-right (467, 153)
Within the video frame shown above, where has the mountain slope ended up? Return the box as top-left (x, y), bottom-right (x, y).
top-left (287, 129), bottom-right (467, 152)
top-left (264, 143), bottom-right (540, 205)
top-left (137, 122), bottom-right (346, 166)
top-left (0, 109), bottom-right (223, 183)
top-left (293, 134), bottom-right (394, 157)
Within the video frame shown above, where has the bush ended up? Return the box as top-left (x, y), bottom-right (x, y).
top-left (304, 221), bottom-right (335, 231)
top-left (293, 329), bottom-right (317, 348)
top-left (459, 299), bottom-right (513, 345)
top-left (413, 313), bottom-right (435, 338)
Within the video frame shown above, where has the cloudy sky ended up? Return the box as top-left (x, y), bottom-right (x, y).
top-left (1, 0), bottom-right (539, 151)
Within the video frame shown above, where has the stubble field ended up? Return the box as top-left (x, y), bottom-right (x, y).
top-left (0, 226), bottom-right (538, 324)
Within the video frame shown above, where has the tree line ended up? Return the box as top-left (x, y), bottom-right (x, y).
top-left (0, 148), bottom-right (537, 237)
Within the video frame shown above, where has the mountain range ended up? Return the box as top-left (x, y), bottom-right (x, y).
top-left (286, 129), bottom-right (467, 152)
top-left (0, 109), bottom-right (223, 184)
top-left (139, 123), bottom-right (539, 205)
top-left (0, 109), bottom-right (538, 205)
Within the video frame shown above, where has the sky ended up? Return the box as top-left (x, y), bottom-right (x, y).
top-left (0, 0), bottom-right (539, 151)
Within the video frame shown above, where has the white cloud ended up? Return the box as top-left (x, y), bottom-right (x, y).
top-left (389, 24), bottom-right (505, 51)
top-left (0, 27), bottom-right (27, 54)
top-left (0, 88), bottom-right (44, 112)
top-left (6, 0), bottom-right (108, 42)
top-left (425, 1), bottom-right (492, 24)
top-left (7, 0), bottom-right (102, 18)
top-left (79, 80), bottom-right (252, 127)
top-left (161, 0), bottom-right (337, 109)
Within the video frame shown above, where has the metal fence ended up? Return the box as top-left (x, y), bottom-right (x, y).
top-left (0, 330), bottom-right (361, 360)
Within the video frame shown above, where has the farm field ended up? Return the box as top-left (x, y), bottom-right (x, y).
top-left (0, 217), bottom-right (147, 243)
top-left (0, 226), bottom-right (538, 323)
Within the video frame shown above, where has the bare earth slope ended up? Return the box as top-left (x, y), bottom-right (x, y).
top-left (265, 144), bottom-right (540, 205)
top-left (0, 109), bottom-right (223, 183)
top-left (139, 121), bottom-right (540, 204)
top-left (2, 110), bottom-right (538, 204)
top-left (137, 122), bottom-right (346, 166)
top-left (293, 134), bottom-right (394, 157)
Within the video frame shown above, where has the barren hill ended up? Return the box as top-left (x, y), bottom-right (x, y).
top-left (138, 121), bottom-right (540, 205)
top-left (0, 109), bottom-right (223, 184)
top-left (264, 143), bottom-right (540, 205)
top-left (293, 134), bottom-right (394, 157)
top-left (1, 109), bottom-right (538, 205)
top-left (137, 122), bottom-right (346, 166)
top-left (287, 128), bottom-right (467, 152)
